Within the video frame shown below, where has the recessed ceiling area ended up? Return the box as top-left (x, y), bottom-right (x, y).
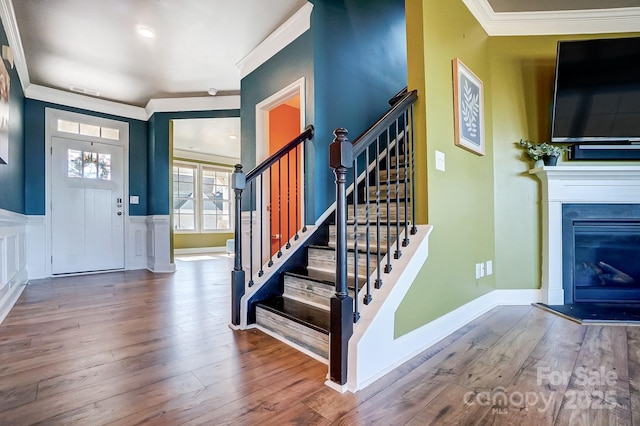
top-left (11, 0), bottom-right (308, 107)
top-left (172, 117), bottom-right (240, 162)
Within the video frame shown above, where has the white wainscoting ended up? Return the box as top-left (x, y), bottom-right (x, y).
top-left (26, 215), bottom-right (151, 278)
top-left (128, 216), bottom-right (148, 270)
top-left (146, 215), bottom-right (175, 273)
top-left (0, 209), bottom-right (28, 324)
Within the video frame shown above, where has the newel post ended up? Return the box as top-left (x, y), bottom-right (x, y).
top-left (231, 164), bottom-right (246, 326)
top-left (329, 128), bottom-right (354, 386)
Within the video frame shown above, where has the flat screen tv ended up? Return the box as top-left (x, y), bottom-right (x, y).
top-left (551, 36), bottom-right (640, 143)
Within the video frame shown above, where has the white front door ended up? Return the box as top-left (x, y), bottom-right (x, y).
top-left (51, 137), bottom-right (125, 274)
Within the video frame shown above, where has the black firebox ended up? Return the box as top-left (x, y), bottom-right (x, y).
top-left (562, 204), bottom-right (640, 303)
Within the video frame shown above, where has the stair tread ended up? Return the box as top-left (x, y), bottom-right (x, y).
top-left (256, 297), bottom-right (330, 334)
top-left (307, 244), bottom-right (374, 255)
top-left (285, 268), bottom-right (368, 289)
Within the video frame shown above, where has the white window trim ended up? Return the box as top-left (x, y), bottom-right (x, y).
top-left (173, 160), bottom-right (233, 234)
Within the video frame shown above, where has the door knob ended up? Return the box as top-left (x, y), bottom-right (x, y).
top-left (117, 212), bottom-right (122, 216)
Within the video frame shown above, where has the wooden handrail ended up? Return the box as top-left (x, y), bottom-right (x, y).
top-left (351, 90), bottom-right (417, 158)
top-left (245, 125), bottom-right (314, 183)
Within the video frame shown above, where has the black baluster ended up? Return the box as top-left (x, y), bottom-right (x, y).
top-left (364, 147), bottom-right (372, 305)
top-left (375, 136), bottom-right (383, 289)
top-left (353, 162), bottom-right (360, 323)
top-left (295, 145), bottom-right (299, 241)
top-left (286, 151), bottom-right (291, 249)
top-left (402, 109), bottom-right (410, 247)
top-left (410, 104), bottom-right (418, 235)
top-left (259, 174), bottom-right (264, 277)
top-left (248, 180), bottom-right (254, 287)
top-left (268, 167), bottom-right (274, 267)
top-left (384, 128), bottom-right (392, 274)
top-left (277, 159), bottom-right (283, 258)
top-left (394, 118), bottom-right (402, 260)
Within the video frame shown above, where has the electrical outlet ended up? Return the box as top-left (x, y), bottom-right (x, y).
top-left (486, 260), bottom-right (493, 275)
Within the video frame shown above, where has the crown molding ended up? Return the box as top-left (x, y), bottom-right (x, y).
top-left (0, 0), bottom-right (29, 90)
top-left (237, 2), bottom-right (313, 79)
top-left (24, 84), bottom-right (241, 121)
top-left (464, 0), bottom-right (640, 36)
top-left (25, 84), bottom-right (148, 120)
top-left (144, 95), bottom-right (240, 117)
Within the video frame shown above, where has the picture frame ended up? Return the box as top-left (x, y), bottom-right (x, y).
top-left (452, 58), bottom-right (484, 156)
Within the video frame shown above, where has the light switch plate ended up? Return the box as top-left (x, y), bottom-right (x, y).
top-left (435, 150), bottom-right (445, 171)
top-left (130, 195), bottom-right (139, 205)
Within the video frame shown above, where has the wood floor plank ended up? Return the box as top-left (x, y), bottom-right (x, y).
top-left (1, 255), bottom-right (639, 425)
top-left (628, 327), bottom-right (640, 426)
top-left (477, 313), bottom-right (587, 425)
top-left (555, 326), bottom-right (632, 426)
top-left (455, 307), bottom-right (556, 391)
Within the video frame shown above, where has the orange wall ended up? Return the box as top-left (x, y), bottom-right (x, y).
top-left (268, 104), bottom-right (301, 252)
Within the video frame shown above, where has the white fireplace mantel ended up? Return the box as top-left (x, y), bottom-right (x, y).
top-left (531, 165), bottom-right (640, 305)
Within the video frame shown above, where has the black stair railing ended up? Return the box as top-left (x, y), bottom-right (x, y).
top-left (329, 89), bottom-right (418, 385)
top-left (231, 125), bottom-right (314, 326)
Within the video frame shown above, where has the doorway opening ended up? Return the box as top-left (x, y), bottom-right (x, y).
top-left (256, 78), bottom-right (305, 258)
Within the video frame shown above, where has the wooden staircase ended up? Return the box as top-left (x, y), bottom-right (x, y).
top-left (254, 151), bottom-right (408, 361)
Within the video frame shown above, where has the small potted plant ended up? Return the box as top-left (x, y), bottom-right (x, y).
top-left (517, 139), bottom-right (567, 167)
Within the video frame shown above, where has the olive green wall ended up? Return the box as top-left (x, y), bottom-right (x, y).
top-left (397, 0), bottom-right (640, 337)
top-left (490, 33), bottom-right (640, 290)
top-left (174, 233), bottom-right (233, 250)
top-left (396, 0), bottom-right (496, 336)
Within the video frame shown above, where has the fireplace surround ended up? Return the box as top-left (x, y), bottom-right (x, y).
top-left (532, 166), bottom-right (640, 305)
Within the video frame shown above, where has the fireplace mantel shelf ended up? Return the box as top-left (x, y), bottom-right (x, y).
top-left (531, 165), bottom-right (640, 180)
top-left (532, 165), bottom-right (640, 305)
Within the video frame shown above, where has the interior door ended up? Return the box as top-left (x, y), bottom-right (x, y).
top-left (51, 137), bottom-right (125, 274)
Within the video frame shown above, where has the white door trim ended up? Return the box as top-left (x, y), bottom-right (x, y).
top-left (254, 78), bottom-right (306, 269)
top-left (45, 108), bottom-right (130, 276)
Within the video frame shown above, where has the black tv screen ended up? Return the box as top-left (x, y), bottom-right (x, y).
top-left (551, 37), bottom-right (640, 143)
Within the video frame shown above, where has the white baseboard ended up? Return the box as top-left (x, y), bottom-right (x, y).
top-left (174, 246), bottom-right (226, 255)
top-left (351, 288), bottom-right (542, 391)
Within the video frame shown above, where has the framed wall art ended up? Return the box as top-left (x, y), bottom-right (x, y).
top-left (452, 58), bottom-right (484, 156)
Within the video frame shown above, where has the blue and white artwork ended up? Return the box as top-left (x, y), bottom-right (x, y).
top-left (453, 59), bottom-right (484, 156)
top-left (459, 74), bottom-right (481, 147)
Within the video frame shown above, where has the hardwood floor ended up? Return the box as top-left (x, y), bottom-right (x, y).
top-left (1, 255), bottom-right (639, 425)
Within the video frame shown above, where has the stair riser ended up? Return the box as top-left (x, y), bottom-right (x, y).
top-left (368, 185), bottom-right (407, 199)
top-left (284, 275), bottom-right (333, 309)
top-left (307, 247), bottom-right (375, 277)
top-left (349, 205), bottom-right (407, 221)
top-left (378, 168), bottom-right (408, 181)
top-left (328, 231), bottom-right (397, 251)
top-left (256, 306), bottom-right (329, 359)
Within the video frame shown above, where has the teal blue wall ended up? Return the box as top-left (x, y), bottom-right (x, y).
top-left (0, 22), bottom-right (25, 214)
top-left (23, 99), bottom-right (148, 216)
top-left (240, 30), bottom-right (315, 222)
top-left (240, 0), bottom-right (406, 223)
top-left (147, 109), bottom-right (240, 215)
top-left (310, 0), bottom-right (407, 220)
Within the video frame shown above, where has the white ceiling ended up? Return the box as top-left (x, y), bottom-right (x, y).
top-left (11, 0), bottom-right (308, 107)
top-left (4, 0), bottom-right (640, 111)
top-left (5, 0), bottom-right (640, 107)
